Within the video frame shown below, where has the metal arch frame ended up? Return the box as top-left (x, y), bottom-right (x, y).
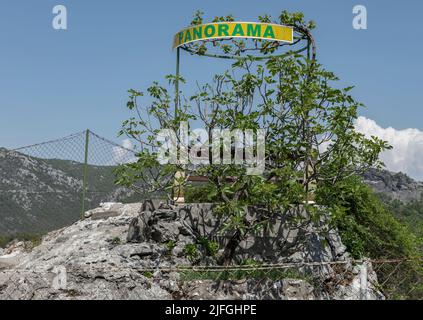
top-left (174, 26), bottom-right (316, 116)
top-left (172, 24), bottom-right (317, 203)
top-left (178, 39), bottom-right (308, 61)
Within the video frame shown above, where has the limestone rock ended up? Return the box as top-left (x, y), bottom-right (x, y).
top-left (181, 279), bottom-right (315, 300)
top-left (0, 201), bottom-right (385, 300)
top-left (84, 202), bottom-right (124, 220)
top-left (127, 215), bottom-right (150, 243)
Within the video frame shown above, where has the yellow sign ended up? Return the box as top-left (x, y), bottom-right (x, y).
top-left (173, 22), bottom-right (293, 49)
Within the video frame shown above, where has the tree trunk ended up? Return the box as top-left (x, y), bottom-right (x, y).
top-left (219, 230), bottom-right (242, 266)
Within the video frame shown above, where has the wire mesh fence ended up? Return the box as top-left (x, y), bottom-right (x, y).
top-left (175, 259), bottom-right (422, 300)
top-left (0, 259), bottom-right (420, 300)
top-left (0, 130), bottom-right (145, 238)
top-left (0, 132), bottom-right (422, 300)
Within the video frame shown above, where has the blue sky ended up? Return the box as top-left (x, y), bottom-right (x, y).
top-left (0, 0), bottom-right (422, 150)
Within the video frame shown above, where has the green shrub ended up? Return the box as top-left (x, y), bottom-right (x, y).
top-left (111, 237), bottom-right (122, 245)
top-left (166, 240), bottom-right (176, 255)
top-left (183, 244), bottom-right (200, 263)
top-left (0, 236), bottom-right (11, 248)
top-left (197, 237), bottom-right (219, 257)
top-left (184, 183), bottom-right (218, 203)
top-left (241, 258), bottom-right (262, 267)
top-left (380, 194), bottom-right (423, 241)
top-left (0, 233), bottom-right (43, 249)
top-left (318, 176), bottom-right (419, 259)
top-left (317, 175), bottom-right (422, 299)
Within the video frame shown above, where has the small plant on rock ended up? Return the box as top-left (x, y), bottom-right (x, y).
top-left (197, 237), bottom-right (219, 257)
top-left (143, 271), bottom-right (154, 279)
top-left (166, 240), bottom-right (177, 255)
top-left (183, 243), bottom-right (200, 263)
top-left (111, 237), bottom-right (122, 245)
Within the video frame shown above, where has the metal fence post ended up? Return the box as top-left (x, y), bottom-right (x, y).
top-left (173, 47), bottom-right (185, 203)
top-left (81, 129), bottom-right (90, 219)
top-left (360, 260), bottom-right (369, 300)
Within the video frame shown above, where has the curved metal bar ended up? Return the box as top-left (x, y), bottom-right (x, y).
top-left (180, 44), bottom-right (309, 61)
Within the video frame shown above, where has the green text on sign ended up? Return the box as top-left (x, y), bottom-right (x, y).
top-left (173, 22), bottom-right (294, 49)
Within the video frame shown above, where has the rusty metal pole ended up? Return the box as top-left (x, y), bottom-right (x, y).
top-left (174, 48), bottom-right (185, 203)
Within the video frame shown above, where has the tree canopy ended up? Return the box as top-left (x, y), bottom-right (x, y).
top-left (115, 11), bottom-right (393, 265)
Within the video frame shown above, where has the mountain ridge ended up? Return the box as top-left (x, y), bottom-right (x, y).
top-left (362, 168), bottom-right (423, 201)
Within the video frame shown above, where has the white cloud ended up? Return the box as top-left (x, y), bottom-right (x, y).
top-left (112, 139), bottom-right (136, 164)
top-left (355, 117), bottom-right (423, 180)
top-left (122, 139), bottom-right (133, 150)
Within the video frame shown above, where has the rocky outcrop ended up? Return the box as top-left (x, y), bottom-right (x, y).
top-left (363, 168), bottom-right (423, 201)
top-left (0, 201), bottom-right (384, 300)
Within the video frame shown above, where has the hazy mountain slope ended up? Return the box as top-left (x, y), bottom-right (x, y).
top-left (362, 168), bottom-right (423, 201)
top-left (0, 148), bottom-right (138, 236)
top-left (0, 148), bottom-right (83, 235)
top-left (362, 168), bottom-right (423, 238)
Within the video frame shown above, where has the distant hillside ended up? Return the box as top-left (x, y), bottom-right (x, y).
top-left (362, 168), bottom-right (423, 201)
top-left (362, 168), bottom-right (423, 239)
top-left (0, 148), bottom-right (142, 236)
